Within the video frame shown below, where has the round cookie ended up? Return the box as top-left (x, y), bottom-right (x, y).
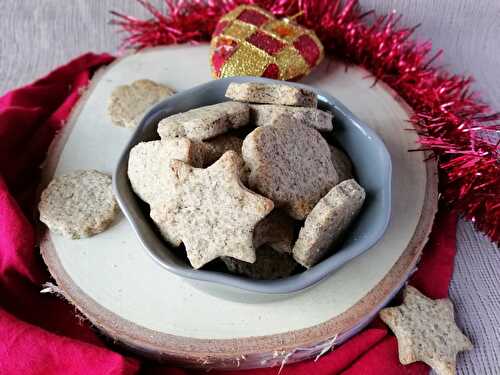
top-left (198, 135), bottom-right (250, 183)
top-left (200, 135), bottom-right (243, 165)
top-left (242, 122), bottom-right (339, 220)
top-left (222, 246), bottom-right (298, 280)
top-left (253, 209), bottom-right (295, 254)
top-left (127, 138), bottom-right (205, 205)
top-left (38, 170), bottom-right (118, 239)
top-left (329, 145), bottom-right (353, 182)
top-left (292, 179), bottom-right (366, 268)
top-left (108, 79), bottom-right (175, 128)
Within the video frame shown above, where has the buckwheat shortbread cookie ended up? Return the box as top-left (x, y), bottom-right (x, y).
top-left (250, 104), bottom-right (333, 131)
top-left (242, 122), bottom-right (338, 220)
top-left (157, 101), bottom-right (249, 141)
top-left (226, 82), bottom-right (317, 107)
top-left (253, 209), bottom-right (295, 254)
top-left (150, 151), bottom-right (274, 269)
top-left (222, 246), bottom-right (298, 280)
top-left (379, 286), bottom-right (472, 375)
top-left (199, 134), bottom-right (250, 182)
top-left (329, 145), bottom-right (353, 182)
top-left (200, 135), bottom-right (243, 165)
top-left (39, 170), bottom-right (118, 239)
top-left (293, 179), bottom-right (365, 267)
top-left (108, 79), bottom-right (175, 128)
top-left (128, 138), bottom-right (205, 205)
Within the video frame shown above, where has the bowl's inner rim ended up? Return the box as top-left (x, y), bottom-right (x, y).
top-left (113, 76), bottom-right (392, 294)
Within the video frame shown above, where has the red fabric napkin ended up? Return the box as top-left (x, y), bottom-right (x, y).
top-left (0, 53), bottom-right (457, 375)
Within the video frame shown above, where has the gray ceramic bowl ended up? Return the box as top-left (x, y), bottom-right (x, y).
top-left (113, 76), bottom-right (391, 295)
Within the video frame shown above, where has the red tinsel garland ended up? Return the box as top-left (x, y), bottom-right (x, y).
top-left (111, 0), bottom-right (500, 244)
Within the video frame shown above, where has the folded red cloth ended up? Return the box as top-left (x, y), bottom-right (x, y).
top-left (0, 53), bottom-right (456, 375)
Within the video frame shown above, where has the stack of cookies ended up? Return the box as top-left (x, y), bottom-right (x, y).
top-left (128, 82), bottom-right (366, 279)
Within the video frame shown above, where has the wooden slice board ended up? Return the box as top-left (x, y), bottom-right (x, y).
top-left (40, 45), bottom-right (438, 369)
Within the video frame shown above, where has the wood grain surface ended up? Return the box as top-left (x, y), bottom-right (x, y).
top-left (1, 1), bottom-right (499, 373)
top-left (39, 46), bottom-right (438, 369)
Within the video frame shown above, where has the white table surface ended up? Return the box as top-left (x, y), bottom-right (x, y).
top-left (1, 1), bottom-right (498, 373)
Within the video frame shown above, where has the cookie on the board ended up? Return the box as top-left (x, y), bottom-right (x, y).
top-left (242, 122), bottom-right (338, 220)
top-left (157, 101), bottom-right (249, 141)
top-left (108, 79), bottom-right (175, 128)
top-left (150, 151), bottom-right (274, 269)
top-left (292, 179), bottom-right (365, 268)
top-left (250, 104), bottom-right (333, 132)
top-left (226, 82), bottom-right (317, 107)
top-left (222, 245), bottom-right (298, 280)
top-left (379, 286), bottom-right (473, 375)
top-left (39, 170), bottom-right (118, 239)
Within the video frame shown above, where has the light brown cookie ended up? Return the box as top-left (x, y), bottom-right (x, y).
top-left (253, 209), bottom-right (295, 254)
top-left (292, 179), bottom-right (365, 268)
top-left (222, 246), bottom-right (298, 280)
top-left (108, 79), bottom-right (175, 128)
top-left (39, 170), bottom-right (118, 239)
top-left (250, 104), bottom-right (333, 132)
top-left (242, 122), bottom-right (338, 220)
top-left (199, 135), bottom-right (243, 165)
top-left (226, 82), bottom-right (317, 107)
top-left (157, 101), bottom-right (249, 141)
top-left (329, 145), bottom-right (353, 182)
top-left (198, 134), bottom-right (250, 183)
top-left (128, 139), bottom-right (205, 206)
top-left (379, 286), bottom-right (473, 375)
top-left (150, 151), bottom-right (274, 269)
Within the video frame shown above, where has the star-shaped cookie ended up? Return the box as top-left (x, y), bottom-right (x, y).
top-left (379, 286), bottom-right (472, 375)
top-left (150, 151), bottom-right (274, 269)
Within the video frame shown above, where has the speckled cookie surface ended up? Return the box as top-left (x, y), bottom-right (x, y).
top-left (200, 135), bottom-right (243, 165)
top-left (379, 286), bottom-right (472, 375)
top-left (150, 151), bottom-right (274, 269)
top-left (128, 138), bottom-right (205, 206)
top-left (293, 179), bottom-right (365, 267)
top-left (222, 246), bottom-right (298, 280)
top-left (226, 82), bottom-right (317, 107)
top-left (198, 134), bottom-right (252, 184)
top-left (253, 209), bottom-right (295, 254)
top-left (39, 170), bottom-right (118, 239)
top-left (242, 122), bottom-right (338, 220)
top-left (157, 101), bottom-right (249, 141)
top-left (250, 104), bottom-right (333, 131)
top-left (329, 145), bottom-right (353, 182)
top-left (108, 79), bottom-right (175, 128)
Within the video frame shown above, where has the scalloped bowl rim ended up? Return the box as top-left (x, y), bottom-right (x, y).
top-left (113, 76), bottom-right (392, 295)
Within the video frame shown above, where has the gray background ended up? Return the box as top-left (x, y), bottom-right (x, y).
top-left (1, 1), bottom-right (498, 373)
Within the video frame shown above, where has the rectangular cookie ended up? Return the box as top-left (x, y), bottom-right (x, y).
top-left (250, 104), bottom-right (333, 131)
top-left (157, 101), bottom-right (249, 141)
top-left (226, 82), bottom-right (317, 107)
